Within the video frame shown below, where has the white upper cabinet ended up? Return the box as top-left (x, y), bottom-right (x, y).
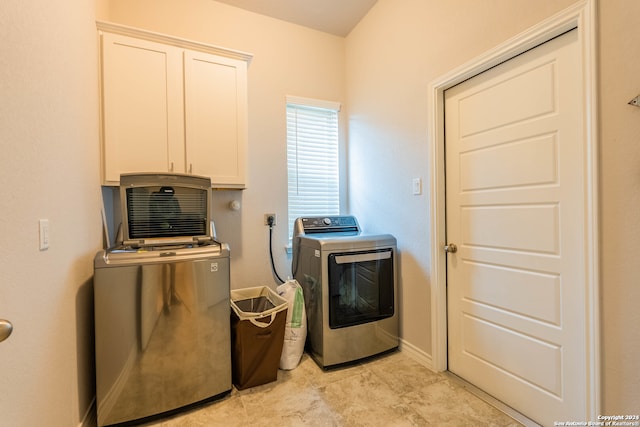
top-left (98, 22), bottom-right (252, 188)
top-left (100, 33), bottom-right (183, 181)
top-left (183, 50), bottom-right (248, 185)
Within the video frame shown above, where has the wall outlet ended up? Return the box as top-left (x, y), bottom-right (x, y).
top-left (264, 213), bottom-right (277, 226)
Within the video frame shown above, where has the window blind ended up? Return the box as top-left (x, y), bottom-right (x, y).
top-left (287, 101), bottom-right (340, 237)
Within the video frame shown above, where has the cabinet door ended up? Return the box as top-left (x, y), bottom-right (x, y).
top-left (101, 33), bottom-right (184, 183)
top-left (184, 51), bottom-right (247, 188)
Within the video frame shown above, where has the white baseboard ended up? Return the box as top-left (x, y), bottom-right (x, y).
top-left (398, 338), bottom-right (435, 371)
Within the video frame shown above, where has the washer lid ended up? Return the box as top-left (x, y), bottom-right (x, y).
top-left (94, 241), bottom-right (229, 267)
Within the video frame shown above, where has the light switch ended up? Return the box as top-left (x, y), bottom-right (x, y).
top-left (412, 178), bottom-right (422, 195)
top-left (39, 219), bottom-right (49, 250)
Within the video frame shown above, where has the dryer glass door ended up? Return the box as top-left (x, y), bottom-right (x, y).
top-left (327, 248), bottom-right (394, 329)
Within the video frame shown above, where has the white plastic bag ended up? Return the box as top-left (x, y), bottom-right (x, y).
top-left (276, 279), bottom-right (307, 370)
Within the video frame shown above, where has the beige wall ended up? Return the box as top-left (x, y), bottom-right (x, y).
top-left (0, 0), bottom-right (101, 425)
top-left (598, 0), bottom-right (640, 414)
top-left (346, 0), bottom-right (639, 415)
top-left (101, 0), bottom-right (347, 290)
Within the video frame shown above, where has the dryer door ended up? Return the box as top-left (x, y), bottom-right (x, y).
top-left (327, 248), bottom-right (394, 329)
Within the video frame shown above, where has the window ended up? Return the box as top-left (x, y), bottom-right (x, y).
top-left (286, 96), bottom-right (341, 238)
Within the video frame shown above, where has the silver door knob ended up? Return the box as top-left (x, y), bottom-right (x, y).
top-left (444, 243), bottom-right (458, 253)
top-left (0, 319), bottom-right (13, 343)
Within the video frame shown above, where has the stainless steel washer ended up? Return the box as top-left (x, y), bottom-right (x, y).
top-left (94, 173), bottom-right (232, 426)
top-left (94, 244), bottom-right (231, 426)
top-left (292, 216), bottom-right (398, 368)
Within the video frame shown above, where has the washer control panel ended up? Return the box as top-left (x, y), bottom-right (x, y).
top-left (300, 216), bottom-right (359, 233)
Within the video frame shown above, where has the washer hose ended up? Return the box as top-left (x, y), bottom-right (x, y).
top-left (269, 224), bottom-right (285, 284)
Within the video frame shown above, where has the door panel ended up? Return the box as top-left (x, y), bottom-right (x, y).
top-left (459, 133), bottom-right (558, 191)
top-left (457, 61), bottom-right (556, 137)
top-left (445, 29), bottom-right (586, 425)
top-left (461, 261), bottom-right (561, 325)
top-left (461, 204), bottom-right (559, 253)
top-left (461, 314), bottom-right (563, 396)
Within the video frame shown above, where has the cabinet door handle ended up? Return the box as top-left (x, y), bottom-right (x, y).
top-left (169, 162), bottom-right (174, 172)
top-left (189, 163), bottom-right (193, 174)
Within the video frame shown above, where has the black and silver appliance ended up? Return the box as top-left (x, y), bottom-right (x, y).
top-left (291, 216), bottom-right (398, 368)
top-left (94, 173), bottom-right (231, 427)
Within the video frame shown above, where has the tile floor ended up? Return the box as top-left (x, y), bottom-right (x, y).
top-left (141, 351), bottom-right (524, 427)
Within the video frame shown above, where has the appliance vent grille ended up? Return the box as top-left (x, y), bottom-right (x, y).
top-left (126, 186), bottom-right (208, 239)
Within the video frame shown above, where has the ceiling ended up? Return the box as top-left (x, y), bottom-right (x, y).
top-left (214, 0), bottom-right (378, 37)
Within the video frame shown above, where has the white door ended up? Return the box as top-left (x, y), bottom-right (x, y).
top-left (445, 29), bottom-right (587, 425)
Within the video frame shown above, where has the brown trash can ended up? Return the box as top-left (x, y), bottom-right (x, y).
top-left (230, 287), bottom-right (288, 390)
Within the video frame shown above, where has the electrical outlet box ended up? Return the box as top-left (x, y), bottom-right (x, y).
top-left (264, 213), bottom-right (277, 226)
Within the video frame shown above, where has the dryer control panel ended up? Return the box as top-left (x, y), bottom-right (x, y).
top-left (298, 216), bottom-right (359, 234)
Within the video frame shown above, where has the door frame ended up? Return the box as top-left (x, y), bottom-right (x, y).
top-left (427, 0), bottom-right (600, 419)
